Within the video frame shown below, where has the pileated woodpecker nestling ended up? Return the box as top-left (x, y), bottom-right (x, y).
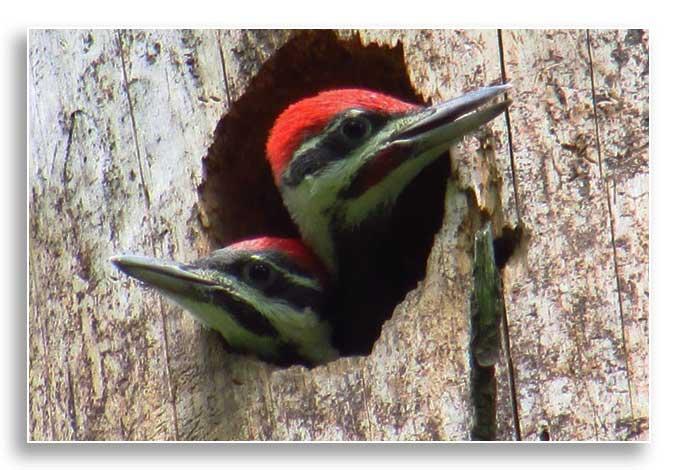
top-left (266, 85), bottom-right (511, 354)
top-left (111, 237), bottom-right (337, 366)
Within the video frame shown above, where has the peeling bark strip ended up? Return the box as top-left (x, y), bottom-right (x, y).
top-left (472, 223), bottom-right (503, 369)
top-left (470, 223), bottom-right (504, 440)
top-left (28, 29), bottom-right (647, 441)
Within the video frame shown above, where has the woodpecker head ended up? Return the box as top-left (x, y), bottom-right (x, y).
top-left (266, 85), bottom-right (511, 272)
top-left (110, 237), bottom-right (337, 367)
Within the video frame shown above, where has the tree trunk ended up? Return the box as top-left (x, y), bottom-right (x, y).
top-left (28, 29), bottom-right (648, 441)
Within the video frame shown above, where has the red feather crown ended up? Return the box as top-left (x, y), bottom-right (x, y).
top-left (266, 89), bottom-right (418, 184)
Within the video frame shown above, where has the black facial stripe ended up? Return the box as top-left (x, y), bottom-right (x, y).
top-left (283, 143), bottom-right (343, 187)
top-left (262, 279), bottom-right (326, 315)
top-left (196, 255), bottom-right (319, 292)
top-left (255, 255), bottom-right (327, 314)
top-left (282, 109), bottom-right (392, 187)
top-left (194, 255), bottom-right (326, 314)
top-left (245, 261), bottom-right (325, 314)
top-left (196, 252), bottom-right (295, 276)
top-left (210, 290), bottom-right (279, 338)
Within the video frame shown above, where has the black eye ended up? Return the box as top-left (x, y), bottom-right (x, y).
top-left (243, 262), bottom-right (275, 289)
top-left (341, 116), bottom-right (371, 141)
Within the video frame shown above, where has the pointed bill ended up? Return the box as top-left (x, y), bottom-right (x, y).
top-left (110, 254), bottom-right (217, 294)
top-left (391, 84), bottom-right (512, 150)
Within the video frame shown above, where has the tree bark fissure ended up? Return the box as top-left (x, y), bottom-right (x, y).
top-left (117, 30), bottom-right (152, 209)
top-left (585, 29), bottom-right (635, 422)
top-left (117, 29), bottom-right (181, 440)
top-left (588, 29), bottom-right (649, 431)
top-left (497, 29), bottom-right (648, 440)
top-left (496, 28), bottom-right (523, 441)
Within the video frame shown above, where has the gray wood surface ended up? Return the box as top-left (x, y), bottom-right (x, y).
top-left (28, 29), bottom-right (648, 441)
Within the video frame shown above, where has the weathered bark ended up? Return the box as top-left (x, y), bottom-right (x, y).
top-left (499, 29), bottom-right (649, 440)
top-left (28, 29), bottom-right (648, 441)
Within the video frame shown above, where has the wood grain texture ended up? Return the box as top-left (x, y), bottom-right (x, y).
top-left (588, 29), bottom-right (649, 437)
top-left (499, 29), bottom-right (648, 440)
top-left (28, 29), bottom-right (648, 441)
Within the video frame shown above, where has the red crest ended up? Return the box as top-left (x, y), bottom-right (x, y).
top-left (231, 237), bottom-right (329, 284)
top-left (266, 89), bottom-right (419, 184)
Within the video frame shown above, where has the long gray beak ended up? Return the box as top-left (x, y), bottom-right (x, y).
top-left (110, 254), bottom-right (217, 295)
top-left (392, 84), bottom-right (512, 149)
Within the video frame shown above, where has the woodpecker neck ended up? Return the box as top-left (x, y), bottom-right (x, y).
top-left (281, 145), bottom-right (446, 274)
top-left (280, 178), bottom-right (341, 273)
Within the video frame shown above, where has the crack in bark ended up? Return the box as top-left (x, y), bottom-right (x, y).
top-left (117, 30), bottom-right (151, 209)
top-left (499, 302), bottom-right (521, 440)
top-left (62, 111), bottom-right (78, 187)
top-left (359, 369), bottom-right (374, 438)
top-left (116, 29), bottom-right (180, 441)
top-left (66, 365), bottom-right (80, 440)
top-left (496, 28), bottom-right (522, 441)
top-left (585, 29), bottom-right (636, 421)
top-left (216, 31), bottom-right (232, 108)
top-left (497, 29), bottom-right (522, 223)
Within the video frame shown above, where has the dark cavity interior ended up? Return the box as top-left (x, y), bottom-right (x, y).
top-left (493, 224), bottom-right (523, 270)
top-left (199, 30), bottom-right (449, 361)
